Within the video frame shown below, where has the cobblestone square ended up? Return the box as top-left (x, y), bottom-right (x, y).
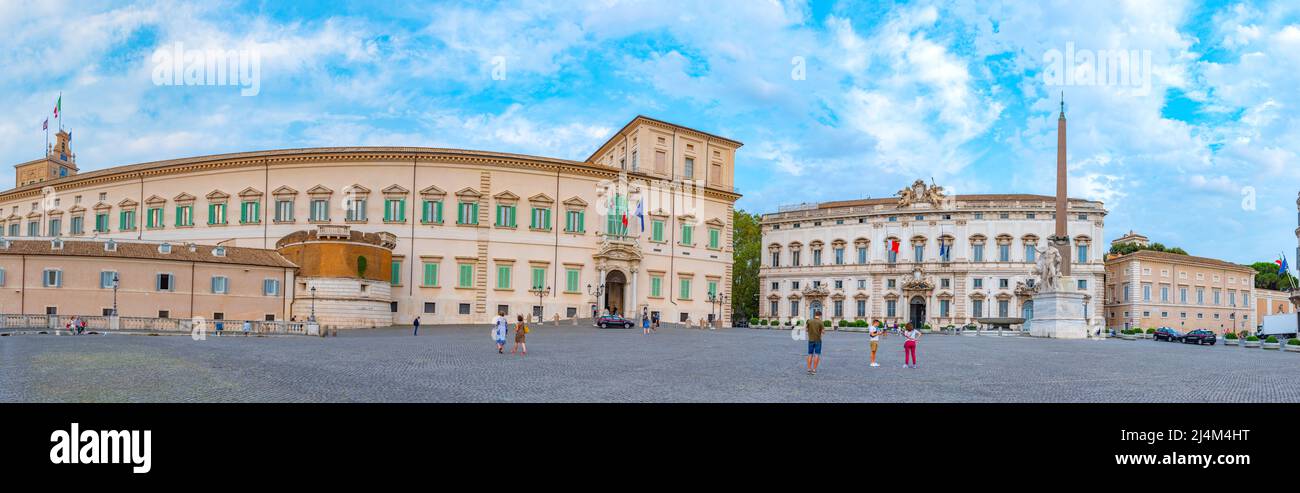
top-left (3, 325), bottom-right (1299, 402)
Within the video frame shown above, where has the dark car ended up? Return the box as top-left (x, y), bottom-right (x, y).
top-left (596, 315), bottom-right (634, 329)
top-left (1182, 329), bottom-right (1217, 345)
top-left (733, 318), bottom-right (750, 328)
top-left (1153, 327), bottom-right (1183, 342)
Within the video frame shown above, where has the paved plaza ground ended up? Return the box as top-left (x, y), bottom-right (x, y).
top-left (3, 323), bottom-right (1300, 402)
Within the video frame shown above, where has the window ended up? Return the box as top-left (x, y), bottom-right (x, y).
top-left (1160, 286), bottom-right (1169, 302)
top-left (998, 300), bottom-right (1010, 317)
top-left (856, 300), bottom-right (866, 317)
top-left (42, 269), bottom-right (62, 287)
top-left (770, 300), bottom-right (780, 317)
top-left (940, 299), bottom-right (950, 317)
top-left (973, 278), bottom-right (983, 289)
top-left (1025, 245), bottom-right (1036, 262)
top-left (492, 204), bottom-right (516, 228)
top-left (310, 199), bottom-right (330, 221)
top-left (100, 271), bottom-right (116, 289)
top-left (146, 207), bottom-right (163, 228)
top-left (999, 278), bottom-right (1009, 289)
top-left (424, 302), bottom-right (436, 314)
top-left (156, 273), bottom-right (175, 291)
top-left (679, 278), bottom-right (692, 300)
top-left (211, 276), bottom-right (229, 294)
top-left (972, 244), bottom-right (985, 262)
top-left (496, 265), bottom-right (512, 289)
top-left (384, 199), bottom-right (406, 222)
top-left (275, 200), bottom-right (294, 222)
top-left (207, 203), bottom-right (226, 225)
top-left (566, 268), bottom-right (580, 293)
top-left (792, 281), bottom-right (800, 290)
top-left (857, 279), bottom-right (866, 289)
top-left (530, 207), bottom-right (552, 230)
top-left (1143, 284), bottom-right (1152, 302)
top-left (886, 300), bottom-right (897, 317)
top-left (176, 205), bottom-right (193, 226)
top-left (459, 303), bottom-right (471, 315)
top-left (458, 264), bottom-right (474, 288)
top-left (684, 157), bottom-right (695, 178)
top-left (94, 213), bottom-right (109, 232)
top-left (972, 299), bottom-right (984, 317)
top-left (770, 251), bottom-right (780, 267)
top-left (422, 200), bottom-right (444, 224)
top-left (813, 250), bottom-right (822, 266)
top-left (833, 300), bottom-right (843, 318)
top-left (565, 210), bottom-right (585, 233)
top-left (70, 216), bottom-right (84, 234)
top-left (0, 268), bottom-right (5, 287)
top-left (708, 228), bottom-right (721, 249)
top-left (650, 275), bottom-right (663, 297)
top-left (263, 279), bottom-right (280, 296)
top-left (681, 223), bottom-right (694, 245)
top-left (345, 198), bottom-right (367, 221)
top-left (913, 245), bottom-right (923, 262)
top-left (240, 201), bottom-right (261, 224)
top-left (117, 210), bottom-right (135, 231)
top-left (885, 280), bottom-right (894, 289)
top-left (530, 267), bottom-right (546, 290)
top-left (791, 300), bottom-right (801, 317)
top-left (391, 260), bottom-right (402, 286)
top-left (1077, 279), bottom-right (1088, 290)
top-left (457, 201), bottom-right (479, 225)
top-left (1180, 287), bottom-right (1188, 304)
top-left (422, 262), bottom-right (439, 287)
top-left (834, 280), bottom-right (843, 289)
top-left (857, 247), bottom-right (867, 264)
top-left (1076, 245), bottom-right (1088, 263)
top-left (998, 244), bottom-right (1010, 262)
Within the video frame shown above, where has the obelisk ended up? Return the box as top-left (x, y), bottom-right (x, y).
top-left (1054, 93), bottom-right (1071, 276)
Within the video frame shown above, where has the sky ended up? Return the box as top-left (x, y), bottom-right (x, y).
top-left (0, 0), bottom-right (1298, 265)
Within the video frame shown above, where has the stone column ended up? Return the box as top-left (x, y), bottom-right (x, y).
top-left (629, 267), bottom-right (639, 322)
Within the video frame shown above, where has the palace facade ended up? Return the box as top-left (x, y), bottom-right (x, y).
top-left (0, 116), bottom-right (741, 326)
top-left (758, 180), bottom-right (1107, 328)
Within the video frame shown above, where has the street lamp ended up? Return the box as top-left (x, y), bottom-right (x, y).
top-left (529, 284), bottom-right (551, 323)
top-left (707, 292), bottom-right (728, 328)
top-left (309, 285), bottom-right (317, 322)
top-left (587, 282), bottom-right (605, 319)
top-left (111, 273), bottom-right (119, 317)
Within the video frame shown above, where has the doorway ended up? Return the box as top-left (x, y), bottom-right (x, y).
top-left (909, 296), bottom-right (926, 328)
top-left (604, 270), bottom-right (626, 316)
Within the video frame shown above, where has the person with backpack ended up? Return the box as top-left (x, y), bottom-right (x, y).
top-left (412, 316), bottom-right (421, 336)
top-left (511, 314), bottom-right (528, 356)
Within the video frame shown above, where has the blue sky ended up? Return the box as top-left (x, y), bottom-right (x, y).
top-left (1, 0), bottom-right (1298, 265)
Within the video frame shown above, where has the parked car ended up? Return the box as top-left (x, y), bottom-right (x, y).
top-left (1182, 329), bottom-right (1217, 345)
top-left (733, 318), bottom-right (750, 328)
top-left (1153, 327), bottom-right (1183, 342)
top-left (596, 315), bottom-right (634, 329)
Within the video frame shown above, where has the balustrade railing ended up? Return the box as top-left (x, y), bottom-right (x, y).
top-left (0, 314), bottom-right (310, 335)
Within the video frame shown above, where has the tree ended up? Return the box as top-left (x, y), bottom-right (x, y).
top-left (731, 209), bottom-right (762, 320)
top-left (1108, 242), bottom-right (1189, 257)
top-left (1250, 262), bottom-right (1298, 291)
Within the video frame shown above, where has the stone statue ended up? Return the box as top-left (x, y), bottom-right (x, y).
top-left (1033, 245), bottom-right (1062, 293)
top-left (896, 184), bottom-right (919, 207)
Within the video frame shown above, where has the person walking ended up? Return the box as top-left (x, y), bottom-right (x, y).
top-left (243, 320), bottom-right (252, 334)
top-left (492, 311), bottom-right (509, 354)
top-left (511, 314), bottom-right (528, 356)
top-left (412, 316), bottom-right (421, 336)
top-left (902, 324), bottom-right (920, 368)
top-left (868, 321), bottom-right (883, 367)
top-left (651, 311), bottom-right (660, 332)
top-left (642, 312), bottom-right (652, 335)
top-left (806, 313), bottom-right (825, 375)
top-left (76, 316), bottom-right (86, 335)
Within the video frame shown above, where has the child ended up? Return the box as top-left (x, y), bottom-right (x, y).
top-left (868, 321), bottom-right (883, 367)
top-left (492, 311), bottom-right (509, 354)
top-left (511, 314), bottom-right (528, 356)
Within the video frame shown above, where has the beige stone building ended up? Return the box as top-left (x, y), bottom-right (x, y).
top-left (0, 237), bottom-right (295, 321)
top-left (0, 116), bottom-right (741, 325)
top-left (1256, 288), bottom-right (1295, 326)
top-left (759, 180), bottom-right (1108, 328)
top-left (1103, 233), bottom-right (1256, 334)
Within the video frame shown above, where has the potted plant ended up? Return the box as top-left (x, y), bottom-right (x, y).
top-left (749, 317), bottom-right (760, 326)
top-left (1286, 338), bottom-right (1300, 353)
top-left (1263, 335), bottom-right (1281, 350)
top-left (921, 323), bottom-right (933, 333)
top-left (1144, 328), bottom-right (1156, 339)
top-left (1121, 329), bottom-right (1137, 341)
top-left (1244, 335), bottom-right (1261, 348)
top-left (1223, 332), bottom-right (1239, 346)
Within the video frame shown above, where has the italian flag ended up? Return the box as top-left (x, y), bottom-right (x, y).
top-left (53, 94), bottom-right (61, 118)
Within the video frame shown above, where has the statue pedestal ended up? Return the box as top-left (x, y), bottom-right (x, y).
top-left (1029, 290), bottom-right (1089, 339)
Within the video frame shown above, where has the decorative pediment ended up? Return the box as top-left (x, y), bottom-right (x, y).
top-left (92, 202), bottom-right (112, 211)
top-left (272, 186), bottom-right (298, 197)
top-left (853, 292), bottom-right (869, 300)
top-left (68, 205), bottom-right (86, 213)
top-left (381, 184), bottom-right (409, 196)
top-left (455, 187), bottom-right (481, 198)
top-left (800, 285), bottom-right (830, 298)
top-left (854, 237), bottom-right (870, 247)
top-left (343, 184), bottom-right (371, 195)
top-left (5, 213), bottom-right (19, 221)
top-left (768, 293), bottom-right (783, 300)
top-left (788, 292), bottom-right (802, 300)
top-left (493, 190), bottom-right (519, 202)
top-left (117, 198), bottom-right (138, 208)
top-left (238, 187), bottom-right (263, 198)
top-left (969, 234), bottom-right (987, 243)
top-left (528, 193), bottom-right (554, 204)
top-left (704, 217), bottom-right (725, 228)
top-left (902, 278), bottom-right (934, 291)
top-left (46, 209), bottom-right (64, 216)
top-left (307, 185), bottom-right (334, 196)
top-left (830, 292), bottom-right (846, 301)
top-left (995, 292), bottom-right (1013, 300)
top-left (969, 291), bottom-right (987, 300)
top-left (936, 291), bottom-right (954, 300)
top-left (883, 292), bottom-right (900, 300)
top-left (206, 190), bottom-right (230, 201)
top-left (768, 243), bottom-right (782, 251)
top-left (593, 238), bottom-right (643, 263)
top-left (26, 210), bottom-right (42, 219)
top-left (647, 208), bottom-right (669, 218)
top-left (145, 195), bottom-right (167, 206)
top-left (831, 239), bottom-right (847, 247)
top-left (419, 185), bottom-right (446, 199)
top-left (562, 196), bottom-right (587, 208)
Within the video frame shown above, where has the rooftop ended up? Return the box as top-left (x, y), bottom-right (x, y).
top-left (0, 237), bottom-right (297, 269)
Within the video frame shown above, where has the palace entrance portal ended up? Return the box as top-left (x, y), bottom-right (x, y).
top-left (605, 270), bottom-right (626, 316)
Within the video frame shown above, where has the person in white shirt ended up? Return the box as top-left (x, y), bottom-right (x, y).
top-left (492, 311), bottom-right (509, 354)
top-left (868, 322), bottom-right (883, 367)
top-left (902, 325), bottom-right (920, 368)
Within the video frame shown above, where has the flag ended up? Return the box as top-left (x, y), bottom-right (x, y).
top-left (42, 118), bottom-right (47, 131)
top-left (1279, 255), bottom-right (1290, 276)
top-left (634, 200), bottom-right (644, 232)
top-left (889, 239), bottom-right (900, 254)
top-left (939, 242), bottom-right (948, 259)
top-left (54, 94), bottom-right (61, 118)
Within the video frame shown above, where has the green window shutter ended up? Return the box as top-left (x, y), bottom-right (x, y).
top-left (651, 277), bottom-right (661, 297)
top-left (529, 207), bottom-right (537, 229)
top-left (384, 201), bottom-right (392, 222)
top-left (652, 220), bottom-right (663, 241)
top-left (566, 269), bottom-right (579, 292)
top-left (457, 202), bottom-right (465, 224)
top-left (391, 261), bottom-right (401, 286)
top-left (175, 207), bottom-right (183, 226)
top-left (497, 266), bottom-right (510, 289)
top-left (399, 199), bottom-right (406, 222)
top-left (423, 263), bottom-right (437, 286)
top-left (459, 264), bottom-right (473, 287)
top-left (710, 228), bottom-right (720, 249)
top-left (680, 279), bottom-right (690, 299)
top-left (531, 267), bottom-right (544, 290)
top-left (577, 211), bottom-right (585, 232)
top-left (435, 201), bottom-right (443, 222)
top-left (472, 203), bottom-right (479, 224)
top-left (708, 281), bottom-right (718, 297)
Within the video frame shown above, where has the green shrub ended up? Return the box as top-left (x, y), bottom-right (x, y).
top-left (1224, 332), bottom-right (1238, 340)
top-left (1246, 335), bottom-right (1260, 341)
top-left (1288, 338), bottom-right (1300, 346)
top-left (795, 320), bottom-right (803, 326)
top-left (837, 320), bottom-right (848, 327)
top-left (783, 320), bottom-right (791, 326)
top-left (749, 317), bottom-right (759, 326)
top-left (855, 320), bottom-right (868, 327)
top-left (923, 323), bottom-right (933, 330)
top-left (1145, 328), bottom-right (1156, 334)
top-left (1266, 335), bottom-right (1279, 343)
